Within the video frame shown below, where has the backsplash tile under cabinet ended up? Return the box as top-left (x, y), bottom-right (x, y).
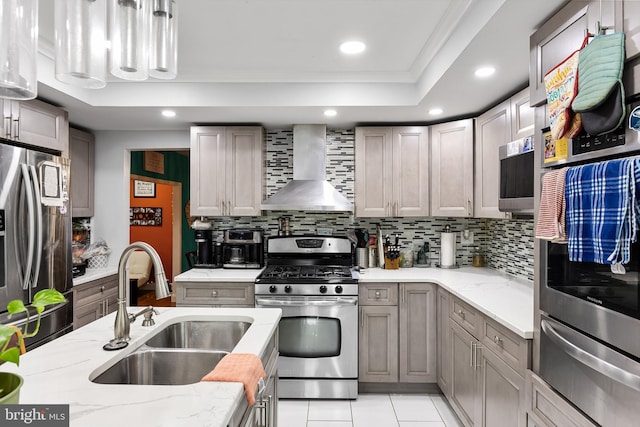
top-left (485, 219), bottom-right (534, 281)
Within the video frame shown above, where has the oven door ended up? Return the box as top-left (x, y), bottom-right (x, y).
top-left (255, 295), bottom-right (358, 379)
top-left (540, 240), bottom-right (640, 359)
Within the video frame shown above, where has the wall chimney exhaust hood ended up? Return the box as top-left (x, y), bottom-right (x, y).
top-left (261, 124), bottom-right (353, 212)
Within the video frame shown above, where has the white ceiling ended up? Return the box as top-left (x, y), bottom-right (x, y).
top-left (35, 0), bottom-right (567, 131)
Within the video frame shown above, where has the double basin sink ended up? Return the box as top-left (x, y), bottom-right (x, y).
top-left (91, 320), bottom-right (252, 386)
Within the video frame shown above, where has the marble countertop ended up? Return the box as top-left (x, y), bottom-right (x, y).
top-left (73, 267), bottom-right (119, 286)
top-left (3, 307), bottom-right (281, 427)
top-left (174, 266), bottom-right (534, 339)
top-left (174, 268), bottom-right (263, 282)
top-left (355, 266), bottom-right (534, 338)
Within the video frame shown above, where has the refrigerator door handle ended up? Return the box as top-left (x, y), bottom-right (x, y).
top-left (28, 165), bottom-right (43, 288)
top-left (19, 164), bottom-right (36, 290)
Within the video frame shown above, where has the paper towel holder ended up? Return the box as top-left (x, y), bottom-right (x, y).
top-left (436, 224), bottom-right (459, 269)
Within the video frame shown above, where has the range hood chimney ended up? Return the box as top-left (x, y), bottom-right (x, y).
top-left (261, 124), bottom-right (353, 212)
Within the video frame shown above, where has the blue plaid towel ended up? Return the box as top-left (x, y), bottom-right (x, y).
top-left (565, 158), bottom-right (638, 264)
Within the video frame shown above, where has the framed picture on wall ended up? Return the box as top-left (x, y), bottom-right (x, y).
top-left (134, 180), bottom-right (155, 198)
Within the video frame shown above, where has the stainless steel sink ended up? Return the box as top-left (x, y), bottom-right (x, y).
top-left (92, 349), bottom-right (228, 385)
top-left (144, 320), bottom-right (252, 351)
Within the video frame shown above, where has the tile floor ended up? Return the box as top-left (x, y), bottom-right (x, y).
top-left (278, 393), bottom-right (464, 427)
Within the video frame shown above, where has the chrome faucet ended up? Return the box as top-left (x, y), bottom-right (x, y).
top-left (109, 242), bottom-right (171, 347)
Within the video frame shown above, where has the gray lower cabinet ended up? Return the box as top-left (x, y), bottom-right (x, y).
top-left (175, 281), bottom-right (254, 307)
top-left (359, 282), bottom-right (436, 385)
top-left (73, 274), bottom-right (118, 329)
top-left (436, 287), bottom-right (451, 397)
top-left (446, 293), bottom-right (530, 427)
top-left (525, 370), bottom-right (597, 427)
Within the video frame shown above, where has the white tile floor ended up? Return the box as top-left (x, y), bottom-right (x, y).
top-left (278, 393), bottom-right (464, 427)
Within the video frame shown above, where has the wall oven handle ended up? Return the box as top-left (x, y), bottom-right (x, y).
top-left (541, 319), bottom-right (640, 392)
top-left (255, 296), bottom-right (358, 307)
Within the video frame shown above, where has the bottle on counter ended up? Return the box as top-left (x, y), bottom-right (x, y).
top-left (472, 246), bottom-right (485, 267)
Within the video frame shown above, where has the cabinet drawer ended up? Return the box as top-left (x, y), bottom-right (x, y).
top-left (358, 283), bottom-right (398, 305)
top-left (481, 317), bottom-right (530, 375)
top-left (74, 275), bottom-right (118, 307)
top-left (177, 282), bottom-right (254, 306)
top-left (449, 295), bottom-right (480, 337)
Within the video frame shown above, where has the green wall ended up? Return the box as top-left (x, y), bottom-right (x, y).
top-left (130, 151), bottom-right (194, 273)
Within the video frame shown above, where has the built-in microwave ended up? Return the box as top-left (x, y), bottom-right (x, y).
top-left (498, 136), bottom-right (534, 214)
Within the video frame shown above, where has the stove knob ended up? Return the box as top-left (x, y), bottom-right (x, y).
top-left (284, 285), bottom-right (292, 294)
top-left (320, 285), bottom-right (327, 294)
top-left (335, 285), bottom-right (343, 294)
top-left (269, 285), bottom-right (277, 294)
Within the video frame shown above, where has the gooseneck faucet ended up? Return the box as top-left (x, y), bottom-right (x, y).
top-left (111, 242), bottom-right (171, 345)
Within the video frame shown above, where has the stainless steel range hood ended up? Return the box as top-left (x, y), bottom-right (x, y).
top-left (261, 124), bottom-right (353, 212)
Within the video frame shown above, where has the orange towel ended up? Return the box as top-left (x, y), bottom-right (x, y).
top-left (535, 168), bottom-right (568, 242)
top-left (201, 353), bottom-right (265, 406)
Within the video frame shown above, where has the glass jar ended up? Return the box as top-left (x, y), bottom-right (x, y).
top-left (472, 247), bottom-right (485, 267)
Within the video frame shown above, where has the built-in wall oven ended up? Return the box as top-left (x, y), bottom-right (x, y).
top-left (254, 236), bottom-right (358, 399)
top-left (539, 99), bottom-right (640, 426)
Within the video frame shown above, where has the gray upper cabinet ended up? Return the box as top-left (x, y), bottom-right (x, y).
top-left (529, 1), bottom-right (623, 107)
top-left (190, 126), bottom-right (264, 217)
top-left (355, 126), bottom-right (429, 217)
top-left (430, 119), bottom-right (474, 217)
top-left (1, 98), bottom-right (69, 155)
top-left (474, 88), bottom-right (533, 219)
top-left (474, 99), bottom-right (511, 219)
top-left (69, 128), bottom-right (95, 217)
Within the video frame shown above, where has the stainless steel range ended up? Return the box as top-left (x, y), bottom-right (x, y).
top-left (254, 235), bottom-right (358, 399)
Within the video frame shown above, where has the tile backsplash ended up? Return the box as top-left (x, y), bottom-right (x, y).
top-left (206, 128), bottom-right (534, 282)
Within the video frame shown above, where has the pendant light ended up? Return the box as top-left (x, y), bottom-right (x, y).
top-left (109, 0), bottom-right (149, 80)
top-left (54, 0), bottom-right (107, 89)
top-left (0, 0), bottom-right (38, 100)
top-left (149, 0), bottom-right (177, 79)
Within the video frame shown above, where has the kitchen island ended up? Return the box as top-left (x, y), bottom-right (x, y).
top-left (2, 307), bottom-right (281, 427)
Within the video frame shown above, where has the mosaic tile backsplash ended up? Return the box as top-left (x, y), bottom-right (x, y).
top-left (206, 128), bottom-right (534, 282)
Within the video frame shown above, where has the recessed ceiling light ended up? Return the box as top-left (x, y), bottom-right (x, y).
top-left (161, 110), bottom-right (176, 118)
top-left (429, 108), bottom-right (443, 116)
top-left (324, 109), bottom-right (337, 117)
top-left (340, 41), bottom-right (366, 54)
top-left (475, 66), bottom-right (496, 78)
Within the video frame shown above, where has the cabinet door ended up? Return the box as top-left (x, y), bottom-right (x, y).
top-left (73, 300), bottom-right (104, 329)
top-left (430, 120), bottom-right (473, 217)
top-left (190, 126), bottom-right (226, 216)
top-left (474, 100), bottom-right (511, 219)
top-left (437, 288), bottom-right (451, 397)
top-left (450, 320), bottom-right (480, 427)
top-left (70, 128), bottom-right (95, 217)
top-left (226, 127), bottom-right (263, 216)
top-left (480, 346), bottom-right (526, 427)
top-left (510, 89), bottom-right (534, 140)
top-left (359, 305), bottom-right (398, 383)
top-left (399, 283), bottom-right (436, 383)
top-left (13, 99), bottom-right (69, 155)
top-left (355, 127), bottom-right (393, 217)
top-left (393, 127), bottom-right (430, 217)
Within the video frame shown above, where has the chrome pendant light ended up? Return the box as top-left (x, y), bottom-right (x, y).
top-left (54, 0), bottom-right (107, 89)
top-left (109, 0), bottom-right (149, 80)
top-left (0, 0), bottom-right (38, 100)
top-left (149, 0), bottom-right (177, 79)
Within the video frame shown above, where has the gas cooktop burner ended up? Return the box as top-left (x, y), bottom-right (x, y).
top-left (258, 265), bottom-right (354, 281)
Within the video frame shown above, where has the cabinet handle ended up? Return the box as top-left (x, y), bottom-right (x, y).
top-left (457, 309), bottom-right (465, 318)
top-left (100, 286), bottom-right (105, 292)
top-left (212, 290), bottom-right (218, 297)
top-left (105, 299), bottom-right (109, 314)
top-left (394, 201), bottom-right (398, 217)
top-left (386, 201), bottom-right (391, 216)
top-left (374, 291), bottom-right (381, 299)
top-left (470, 341), bottom-right (475, 367)
top-left (467, 199), bottom-right (472, 216)
top-left (360, 307), bottom-right (364, 328)
top-left (494, 335), bottom-right (503, 346)
top-left (13, 118), bottom-right (19, 140)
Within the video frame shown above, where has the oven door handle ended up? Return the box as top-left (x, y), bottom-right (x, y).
top-left (541, 318), bottom-right (640, 392)
top-left (255, 297), bottom-right (358, 307)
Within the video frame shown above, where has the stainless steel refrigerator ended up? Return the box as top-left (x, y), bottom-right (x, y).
top-left (0, 138), bottom-right (73, 350)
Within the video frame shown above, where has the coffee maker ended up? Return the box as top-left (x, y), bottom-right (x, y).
top-left (194, 229), bottom-right (216, 268)
top-left (222, 229), bottom-right (264, 269)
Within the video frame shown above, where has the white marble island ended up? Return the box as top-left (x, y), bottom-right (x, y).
top-left (2, 307), bottom-right (281, 427)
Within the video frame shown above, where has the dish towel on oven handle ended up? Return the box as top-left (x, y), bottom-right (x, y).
top-left (535, 168), bottom-right (568, 242)
top-left (564, 158), bottom-right (638, 264)
top-left (201, 353), bottom-right (266, 406)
